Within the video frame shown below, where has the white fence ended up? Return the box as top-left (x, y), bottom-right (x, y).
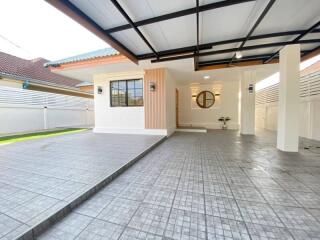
top-left (0, 86), bottom-right (94, 134)
top-left (255, 72), bottom-right (320, 141)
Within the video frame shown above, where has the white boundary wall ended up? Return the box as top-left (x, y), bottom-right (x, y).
top-left (0, 86), bottom-right (94, 134)
top-left (255, 72), bottom-right (320, 141)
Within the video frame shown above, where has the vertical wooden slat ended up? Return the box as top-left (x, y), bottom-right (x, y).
top-left (144, 68), bottom-right (166, 129)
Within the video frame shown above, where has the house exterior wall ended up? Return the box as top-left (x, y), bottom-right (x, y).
top-left (144, 68), bottom-right (166, 130)
top-left (93, 68), bottom-right (176, 136)
top-left (93, 71), bottom-right (145, 134)
top-left (178, 80), bottom-right (240, 129)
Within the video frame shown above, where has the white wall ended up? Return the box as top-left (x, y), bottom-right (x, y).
top-left (166, 70), bottom-right (177, 136)
top-left (0, 104), bottom-right (94, 134)
top-left (0, 86), bottom-right (94, 134)
top-left (178, 80), bottom-right (240, 129)
top-left (93, 71), bottom-right (145, 134)
top-left (256, 96), bottom-right (320, 141)
top-left (255, 72), bottom-right (320, 141)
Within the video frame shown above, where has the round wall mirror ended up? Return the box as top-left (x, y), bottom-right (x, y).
top-left (196, 91), bottom-right (215, 108)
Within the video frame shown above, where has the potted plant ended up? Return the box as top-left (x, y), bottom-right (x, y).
top-left (218, 117), bottom-right (231, 129)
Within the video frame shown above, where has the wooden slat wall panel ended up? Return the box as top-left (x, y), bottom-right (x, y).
top-left (144, 68), bottom-right (166, 129)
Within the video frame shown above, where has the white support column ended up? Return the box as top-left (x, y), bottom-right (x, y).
top-left (240, 71), bottom-right (256, 135)
top-left (277, 44), bottom-right (300, 152)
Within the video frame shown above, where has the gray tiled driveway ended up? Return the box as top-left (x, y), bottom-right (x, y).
top-left (38, 130), bottom-right (320, 240)
top-left (0, 131), bottom-right (163, 239)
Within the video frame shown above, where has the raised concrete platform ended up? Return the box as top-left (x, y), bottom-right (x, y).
top-left (0, 130), bottom-right (165, 240)
top-left (176, 126), bottom-right (207, 133)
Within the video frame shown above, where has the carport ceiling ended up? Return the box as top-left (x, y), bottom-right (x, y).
top-left (46, 0), bottom-right (320, 69)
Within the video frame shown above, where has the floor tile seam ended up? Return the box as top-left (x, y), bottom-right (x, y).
top-left (0, 166), bottom-right (79, 184)
top-left (115, 145), bottom-right (170, 239)
top-left (0, 211), bottom-right (29, 240)
top-left (0, 191), bottom-right (65, 219)
top-left (286, 172), bottom-right (320, 196)
top-left (161, 153), bottom-right (187, 239)
top-left (269, 188), bottom-right (320, 225)
top-left (62, 141), bottom-right (166, 240)
top-left (216, 151), bottom-right (254, 240)
top-left (73, 193), bottom-right (116, 219)
top-left (0, 178), bottom-right (90, 204)
top-left (60, 211), bottom-right (96, 240)
top-left (0, 145), bottom-right (162, 180)
top-left (79, 216), bottom-right (166, 240)
top-left (199, 146), bottom-right (209, 240)
top-left (7, 200), bottom-right (69, 230)
top-left (243, 167), bottom-right (298, 240)
top-left (17, 136), bottom-right (167, 239)
top-left (272, 175), bottom-right (315, 194)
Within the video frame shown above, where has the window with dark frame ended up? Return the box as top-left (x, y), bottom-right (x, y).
top-left (110, 79), bottom-right (143, 107)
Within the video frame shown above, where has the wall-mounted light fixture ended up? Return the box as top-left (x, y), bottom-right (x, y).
top-left (149, 82), bottom-right (156, 91)
top-left (97, 86), bottom-right (103, 94)
top-left (248, 84), bottom-right (254, 93)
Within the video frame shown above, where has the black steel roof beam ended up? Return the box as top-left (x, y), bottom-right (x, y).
top-left (106, 0), bottom-right (256, 34)
top-left (151, 39), bottom-right (320, 63)
top-left (110, 0), bottom-right (159, 58)
top-left (229, 0), bottom-right (276, 65)
top-left (138, 29), bottom-right (320, 60)
top-left (199, 51), bottom-right (308, 66)
top-left (264, 20), bottom-right (320, 63)
top-left (45, 0), bottom-right (138, 63)
top-left (195, 0), bottom-right (200, 71)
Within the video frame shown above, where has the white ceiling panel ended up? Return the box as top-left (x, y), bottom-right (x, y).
top-left (119, 0), bottom-right (195, 22)
top-left (138, 24), bottom-right (171, 52)
top-left (241, 48), bottom-right (275, 57)
top-left (152, 15), bottom-right (197, 50)
top-left (254, 0), bottom-right (320, 35)
top-left (302, 32), bottom-right (320, 41)
top-left (70, 0), bottom-right (127, 29)
top-left (111, 29), bottom-right (151, 55)
top-left (301, 43), bottom-right (319, 52)
top-left (214, 43), bottom-right (239, 51)
top-left (199, 53), bottom-right (234, 62)
top-left (201, 1), bottom-right (256, 44)
top-left (245, 36), bottom-right (294, 47)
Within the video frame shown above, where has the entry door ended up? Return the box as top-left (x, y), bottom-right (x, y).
top-left (176, 88), bottom-right (179, 127)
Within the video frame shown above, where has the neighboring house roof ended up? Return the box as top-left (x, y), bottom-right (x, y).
top-left (0, 51), bottom-right (86, 91)
top-left (301, 60), bottom-right (320, 77)
top-left (44, 48), bottom-right (119, 67)
top-left (76, 81), bottom-right (93, 87)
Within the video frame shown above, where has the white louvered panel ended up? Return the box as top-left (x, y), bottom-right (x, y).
top-left (0, 86), bottom-right (94, 110)
top-left (256, 72), bottom-right (320, 105)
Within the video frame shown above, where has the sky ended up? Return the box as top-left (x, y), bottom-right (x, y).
top-left (0, 0), bottom-right (108, 61)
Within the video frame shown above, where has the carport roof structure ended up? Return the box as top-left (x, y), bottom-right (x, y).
top-left (46, 0), bottom-right (320, 70)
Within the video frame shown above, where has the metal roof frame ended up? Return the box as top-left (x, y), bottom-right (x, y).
top-left (45, 0), bottom-right (320, 69)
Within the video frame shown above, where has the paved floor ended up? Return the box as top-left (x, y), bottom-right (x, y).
top-left (0, 131), bottom-right (163, 239)
top-left (38, 130), bottom-right (320, 240)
